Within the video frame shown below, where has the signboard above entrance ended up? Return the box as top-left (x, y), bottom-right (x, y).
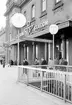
top-left (24, 20), bottom-right (49, 35)
top-left (34, 20), bottom-right (48, 32)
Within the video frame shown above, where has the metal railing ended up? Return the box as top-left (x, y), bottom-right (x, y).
top-left (17, 65), bottom-right (72, 103)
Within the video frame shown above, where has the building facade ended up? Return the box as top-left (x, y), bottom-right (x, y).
top-left (5, 0), bottom-right (72, 65)
top-left (0, 28), bottom-right (6, 62)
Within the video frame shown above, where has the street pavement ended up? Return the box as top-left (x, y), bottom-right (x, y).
top-left (0, 65), bottom-right (71, 105)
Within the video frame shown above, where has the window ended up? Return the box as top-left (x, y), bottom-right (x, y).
top-left (23, 11), bottom-right (26, 26)
top-left (56, 0), bottom-right (61, 3)
top-left (32, 4), bottom-right (35, 18)
top-left (53, 0), bottom-right (63, 11)
top-left (42, 0), bottom-right (46, 12)
top-left (24, 11), bottom-right (26, 17)
top-left (40, 0), bottom-right (47, 18)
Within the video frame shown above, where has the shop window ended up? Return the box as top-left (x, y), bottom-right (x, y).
top-left (53, 0), bottom-right (63, 11)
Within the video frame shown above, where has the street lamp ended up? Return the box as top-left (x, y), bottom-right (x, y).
top-left (49, 24), bottom-right (58, 64)
top-left (11, 13), bottom-right (26, 65)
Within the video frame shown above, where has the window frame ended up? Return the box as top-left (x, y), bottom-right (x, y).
top-left (24, 10), bottom-right (27, 25)
top-left (31, 4), bottom-right (36, 19)
top-left (40, 0), bottom-right (47, 18)
top-left (24, 11), bottom-right (26, 17)
top-left (53, 0), bottom-right (63, 11)
top-left (55, 0), bottom-right (61, 4)
top-left (42, 0), bottom-right (46, 12)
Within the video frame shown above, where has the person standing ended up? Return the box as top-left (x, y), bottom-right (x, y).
top-left (41, 58), bottom-right (47, 77)
top-left (48, 58), bottom-right (54, 69)
top-left (41, 58), bottom-right (47, 69)
top-left (3, 59), bottom-right (5, 68)
top-left (34, 58), bottom-right (39, 65)
top-left (23, 58), bottom-right (29, 74)
top-left (34, 58), bottom-right (40, 77)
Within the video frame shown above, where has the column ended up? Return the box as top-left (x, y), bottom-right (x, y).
top-left (8, 47), bottom-right (10, 63)
top-left (14, 45), bottom-right (16, 61)
top-left (24, 44), bottom-right (26, 59)
top-left (45, 43), bottom-right (47, 60)
top-left (66, 39), bottom-right (69, 64)
top-left (19, 45), bottom-right (21, 64)
top-left (48, 43), bottom-right (51, 60)
top-left (27, 46), bottom-right (29, 60)
top-left (36, 44), bottom-right (38, 58)
top-left (61, 42), bottom-right (63, 58)
top-left (32, 42), bottom-right (36, 61)
top-left (16, 44), bottom-right (17, 61)
top-left (62, 39), bottom-right (65, 59)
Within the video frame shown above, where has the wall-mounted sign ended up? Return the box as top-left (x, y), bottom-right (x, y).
top-left (11, 13), bottom-right (26, 28)
top-left (34, 20), bottom-right (48, 32)
top-left (24, 24), bottom-right (34, 35)
top-left (49, 24), bottom-right (58, 35)
top-left (24, 20), bottom-right (48, 35)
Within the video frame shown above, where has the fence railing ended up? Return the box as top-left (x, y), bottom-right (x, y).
top-left (17, 65), bottom-right (72, 103)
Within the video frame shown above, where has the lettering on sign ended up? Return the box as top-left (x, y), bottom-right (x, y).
top-left (24, 24), bottom-right (34, 34)
top-left (34, 20), bottom-right (48, 32)
top-left (23, 20), bottom-right (48, 35)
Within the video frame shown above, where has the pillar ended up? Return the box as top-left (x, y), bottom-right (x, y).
top-left (45, 43), bottom-right (47, 60)
top-left (14, 45), bottom-right (16, 61)
top-left (27, 46), bottom-right (29, 60)
top-left (24, 44), bottom-right (26, 59)
top-left (48, 43), bottom-right (51, 60)
top-left (32, 42), bottom-right (36, 62)
top-left (66, 39), bottom-right (69, 64)
top-left (36, 44), bottom-right (38, 58)
top-left (62, 39), bottom-right (66, 59)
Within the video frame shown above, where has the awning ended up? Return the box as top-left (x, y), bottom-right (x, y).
top-left (10, 37), bottom-right (52, 45)
top-left (27, 20), bottom-right (72, 38)
top-left (57, 20), bottom-right (72, 29)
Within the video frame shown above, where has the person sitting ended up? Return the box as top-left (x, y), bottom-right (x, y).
top-left (48, 58), bottom-right (54, 69)
top-left (23, 58), bottom-right (29, 74)
top-left (33, 58), bottom-right (40, 77)
top-left (23, 58), bottom-right (28, 65)
top-left (41, 58), bottom-right (47, 77)
top-left (41, 58), bottom-right (47, 69)
top-left (41, 57), bottom-right (47, 71)
top-left (59, 58), bottom-right (64, 65)
top-left (63, 59), bottom-right (68, 65)
top-left (34, 58), bottom-right (39, 65)
top-left (54, 57), bottom-right (59, 65)
top-left (59, 58), bottom-right (67, 71)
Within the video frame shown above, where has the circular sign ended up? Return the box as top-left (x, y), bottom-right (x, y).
top-left (11, 13), bottom-right (26, 28)
top-left (49, 24), bottom-right (58, 35)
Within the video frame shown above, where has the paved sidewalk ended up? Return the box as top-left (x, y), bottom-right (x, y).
top-left (0, 65), bottom-right (71, 105)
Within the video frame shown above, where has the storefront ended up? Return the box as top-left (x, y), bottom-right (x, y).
top-left (9, 19), bottom-right (72, 65)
